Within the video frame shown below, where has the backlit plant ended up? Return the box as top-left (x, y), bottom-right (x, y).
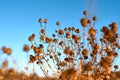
top-left (26, 10), bottom-right (120, 80)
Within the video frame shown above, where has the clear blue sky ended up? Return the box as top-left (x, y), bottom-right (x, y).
top-left (0, 0), bottom-right (120, 76)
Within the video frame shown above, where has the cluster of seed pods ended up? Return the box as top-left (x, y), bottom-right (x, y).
top-left (27, 10), bottom-right (120, 80)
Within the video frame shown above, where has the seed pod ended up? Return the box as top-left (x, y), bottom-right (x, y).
top-left (1, 47), bottom-right (12, 55)
top-left (23, 45), bottom-right (30, 52)
top-left (82, 49), bottom-right (88, 56)
top-left (40, 35), bottom-right (44, 41)
top-left (34, 47), bottom-right (43, 53)
top-left (6, 48), bottom-right (12, 55)
top-left (8, 69), bottom-right (14, 75)
top-left (114, 52), bottom-right (118, 57)
top-left (28, 34), bottom-right (35, 41)
top-left (58, 52), bottom-right (61, 56)
top-left (84, 62), bottom-right (92, 71)
top-left (64, 27), bottom-right (68, 31)
top-left (84, 56), bottom-right (88, 59)
top-left (58, 61), bottom-right (66, 66)
top-left (83, 10), bottom-right (88, 15)
top-left (53, 38), bottom-right (58, 43)
top-left (67, 58), bottom-right (73, 63)
top-left (59, 30), bottom-right (64, 35)
top-left (32, 34), bottom-right (35, 38)
top-left (2, 60), bottom-right (8, 67)
top-left (38, 18), bottom-right (42, 23)
top-left (56, 21), bottom-right (60, 26)
top-left (114, 65), bottom-right (119, 70)
top-left (93, 16), bottom-right (97, 21)
top-left (75, 37), bottom-right (81, 43)
top-left (89, 28), bottom-right (97, 36)
top-left (36, 61), bottom-right (41, 65)
top-left (45, 37), bottom-right (52, 43)
top-left (64, 47), bottom-right (71, 55)
top-left (110, 22), bottom-right (118, 33)
top-left (75, 29), bottom-right (80, 33)
top-left (101, 26), bottom-right (109, 32)
top-left (66, 31), bottom-right (70, 38)
top-left (52, 34), bottom-right (56, 37)
top-left (28, 36), bottom-right (33, 41)
top-left (94, 43), bottom-right (99, 50)
top-left (72, 35), bottom-right (76, 39)
top-left (80, 18), bottom-right (88, 27)
top-left (72, 27), bottom-right (75, 31)
top-left (87, 19), bottom-right (91, 24)
top-left (68, 27), bottom-right (72, 31)
top-left (39, 44), bottom-right (44, 49)
top-left (50, 54), bottom-right (53, 58)
top-left (2, 46), bottom-right (7, 53)
top-left (107, 51), bottom-right (114, 57)
top-left (70, 51), bottom-right (74, 56)
top-left (44, 19), bottom-right (48, 23)
top-left (41, 29), bottom-right (45, 34)
top-left (100, 59), bottom-right (108, 69)
top-left (30, 55), bottom-right (36, 63)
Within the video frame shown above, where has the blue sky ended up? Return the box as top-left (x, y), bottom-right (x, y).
top-left (0, 0), bottom-right (120, 76)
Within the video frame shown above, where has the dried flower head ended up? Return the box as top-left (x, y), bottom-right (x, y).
top-left (64, 47), bottom-right (71, 55)
top-left (2, 46), bottom-right (7, 53)
top-left (82, 49), bottom-right (88, 56)
top-left (38, 18), bottom-right (42, 23)
top-left (64, 27), bottom-right (68, 31)
top-left (52, 34), bottom-right (56, 37)
top-left (59, 30), bottom-right (64, 35)
top-left (44, 19), bottom-right (48, 23)
top-left (41, 29), bottom-right (45, 34)
top-left (40, 35), bottom-right (44, 41)
top-left (89, 28), bottom-right (97, 36)
top-left (45, 37), bottom-right (52, 43)
top-left (83, 10), bottom-right (88, 15)
top-left (93, 16), bottom-right (97, 21)
top-left (84, 61), bottom-right (92, 71)
top-left (72, 27), bottom-right (75, 31)
top-left (23, 45), bottom-right (30, 52)
top-left (8, 69), bottom-right (14, 75)
top-left (80, 18), bottom-right (88, 27)
top-left (6, 48), bottom-right (12, 55)
top-left (75, 29), bottom-right (80, 33)
top-left (31, 45), bottom-right (35, 50)
top-left (28, 34), bottom-right (35, 41)
top-left (56, 21), bottom-right (60, 26)
top-left (53, 38), bottom-right (58, 43)
top-left (34, 47), bottom-right (43, 53)
top-left (66, 31), bottom-right (70, 38)
top-left (87, 19), bottom-right (91, 24)
top-left (2, 60), bottom-right (8, 67)
top-left (68, 27), bottom-right (72, 31)
top-left (75, 37), bottom-right (81, 43)
top-left (110, 22), bottom-right (118, 33)
top-left (58, 61), bottom-right (66, 67)
top-left (114, 65), bottom-right (119, 70)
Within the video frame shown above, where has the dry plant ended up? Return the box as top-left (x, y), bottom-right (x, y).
top-left (0, 10), bottom-right (120, 80)
top-left (26, 10), bottom-right (120, 80)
